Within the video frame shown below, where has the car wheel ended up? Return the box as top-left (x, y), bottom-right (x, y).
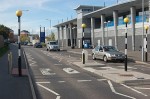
top-left (103, 55), bottom-right (108, 62)
top-left (47, 49), bottom-right (48, 51)
top-left (92, 54), bottom-right (96, 60)
top-left (58, 49), bottom-right (60, 51)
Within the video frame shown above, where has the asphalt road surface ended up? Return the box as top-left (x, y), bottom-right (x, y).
top-left (23, 46), bottom-right (150, 99)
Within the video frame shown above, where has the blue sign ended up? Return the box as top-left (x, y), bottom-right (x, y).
top-left (40, 32), bottom-right (45, 43)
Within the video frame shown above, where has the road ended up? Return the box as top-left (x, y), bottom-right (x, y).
top-left (23, 46), bottom-right (150, 99)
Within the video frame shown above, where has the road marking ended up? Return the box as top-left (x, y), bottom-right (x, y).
top-left (58, 81), bottom-right (66, 83)
top-left (134, 87), bottom-right (150, 90)
top-left (30, 61), bottom-right (37, 67)
top-left (37, 83), bottom-right (60, 99)
top-left (54, 64), bottom-right (62, 66)
top-left (97, 79), bottom-right (107, 81)
top-left (107, 80), bottom-right (136, 99)
top-left (40, 68), bottom-right (56, 75)
top-left (36, 82), bottom-right (51, 84)
top-left (63, 68), bottom-right (80, 74)
top-left (121, 84), bottom-right (148, 96)
top-left (77, 80), bottom-right (92, 82)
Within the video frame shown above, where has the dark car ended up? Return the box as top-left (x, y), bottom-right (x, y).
top-left (34, 42), bottom-right (42, 48)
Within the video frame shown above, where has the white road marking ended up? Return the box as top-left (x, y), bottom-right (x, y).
top-left (37, 83), bottom-right (61, 99)
top-left (121, 84), bottom-right (148, 96)
top-left (63, 68), bottom-right (80, 74)
top-left (77, 80), bottom-right (92, 82)
top-left (30, 61), bottom-right (37, 67)
top-left (54, 64), bottom-right (62, 66)
top-left (134, 87), bottom-right (150, 90)
top-left (36, 82), bottom-right (51, 84)
top-left (40, 68), bottom-right (56, 75)
top-left (58, 81), bottom-right (66, 83)
top-left (97, 79), bottom-right (107, 81)
top-left (107, 80), bottom-right (136, 99)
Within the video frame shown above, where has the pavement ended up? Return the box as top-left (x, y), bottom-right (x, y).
top-left (0, 44), bottom-right (33, 99)
top-left (64, 47), bottom-right (150, 85)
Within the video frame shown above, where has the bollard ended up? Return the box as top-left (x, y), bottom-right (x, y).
top-left (8, 53), bottom-right (10, 74)
top-left (83, 53), bottom-right (85, 64)
top-left (10, 52), bottom-right (12, 74)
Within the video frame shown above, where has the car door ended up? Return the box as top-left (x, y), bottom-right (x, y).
top-left (94, 46), bottom-right (99, 59)
top-left (98, 46), bottom-right (104, 59)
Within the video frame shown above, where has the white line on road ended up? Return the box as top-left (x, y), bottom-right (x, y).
top-left (36, 82), bottom-right (51, 84)
top-left (77, 80), bottom-right (92, 82)
top-left (37, 83), bottom-right (60, 99)
top-left (54, 64), bottom-right (62, 66)
top-left (63, 68), bottom-right (80, 74)
top-left (58, 81), bottom-right (66, 83)
top-left (97, 79), bottom-right (107, 81)
top-left (134, 87), bottom-right (150, 90)
top-left (121, 84), bottom-right (148, 96)
top-left (107, 80), bottom-right (136, 99)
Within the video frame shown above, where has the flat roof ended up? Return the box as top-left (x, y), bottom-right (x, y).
top-left (54, 0), bottom-right (149, 27)
top-left (84, 0), bottom-right (149, 18)
top-left (54, 18), bottom-right (77, 27)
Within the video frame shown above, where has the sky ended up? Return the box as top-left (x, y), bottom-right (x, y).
top-left (0, 0), bottom-right (130, 35)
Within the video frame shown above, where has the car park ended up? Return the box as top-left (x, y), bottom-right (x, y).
top-left (92, 45), bottom-right (125, 62)
top-left (46, 41), bottom-right (60, 51)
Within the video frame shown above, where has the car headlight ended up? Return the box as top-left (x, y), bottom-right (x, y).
top-left (106, 54), bottom-right (111, 57)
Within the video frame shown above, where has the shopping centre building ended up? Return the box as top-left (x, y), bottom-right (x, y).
top-left (54, 0), bottom-right (149, 51)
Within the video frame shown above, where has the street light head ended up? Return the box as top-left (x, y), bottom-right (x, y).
top-left (16, 10), bottom-right (22, 17)
top-left (81, 23), bottom-right (86, 28)
top-left (124, 17), bottom-right (129, 23)
top-left (145, 25), bottom-right (149, 30)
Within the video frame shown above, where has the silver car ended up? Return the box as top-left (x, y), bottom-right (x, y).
top-left (92, 45), bottom-right (125, 62)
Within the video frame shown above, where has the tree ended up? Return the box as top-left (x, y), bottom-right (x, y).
top-left (49, 32), bottom-right (55, 41)
top-left (0, 25), bottom-right (11, 39)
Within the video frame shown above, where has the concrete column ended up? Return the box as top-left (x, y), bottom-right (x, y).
top-left (65, 25), bottom-right (68, 47)
top-left (69, 23), bottom-right (73, 47)
top-left (101, 14), bottom-right (105, 45)
top-left (131, 6), bottom-right (136, 51)
top-left (113, 10), bottom-right (118, 49)
top-left (91, 17), bottom-right (95, 48)
top-left (61, 26), bottom-right (64, 48)
top-left (57, 27), bottom-right (60, 47)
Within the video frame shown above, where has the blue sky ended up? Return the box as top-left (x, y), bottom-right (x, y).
top-left (0, 0), bottom-right (128, 35)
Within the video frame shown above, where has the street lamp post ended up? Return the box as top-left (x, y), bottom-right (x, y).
top-left (81, 23), bottom-right (86, 64)
top-left (81, 24), bottom-right (86, 49)
top-left (46, 19), bottom-right (51, 36)
top-left (124, 17), bottom-right (129, 71)
top-left (104, 21), bottom-right (110, 46)
top-left (145, 25), bottom-right (149, 62)
top-left (16, 10), bottom-right (22, 76)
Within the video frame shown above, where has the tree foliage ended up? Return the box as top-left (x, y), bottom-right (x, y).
top-left (49, 32), bottom-right (55, 41)
top-left (0, 25), bottom-right (11, 39)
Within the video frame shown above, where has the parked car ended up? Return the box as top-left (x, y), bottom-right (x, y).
top-left (34, 42), bottom-right (42, 48)
top-left (92, 45), bottom-right (125, 62)
top-left (46, 41), bottom-right (60, 51)
top-left (27, 42), bottom-right (33, 46)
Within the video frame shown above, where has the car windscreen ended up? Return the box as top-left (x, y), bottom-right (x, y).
top-left (103, 46), bottom-right (117, 52)
top-left (50, 42), bottom-right (57, 45)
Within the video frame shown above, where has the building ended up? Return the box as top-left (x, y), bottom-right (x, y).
top-left (54, 0), bottom-right (149, 51)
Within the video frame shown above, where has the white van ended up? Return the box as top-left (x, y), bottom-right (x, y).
top-left (46, 41), bottom-right (60, 51)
